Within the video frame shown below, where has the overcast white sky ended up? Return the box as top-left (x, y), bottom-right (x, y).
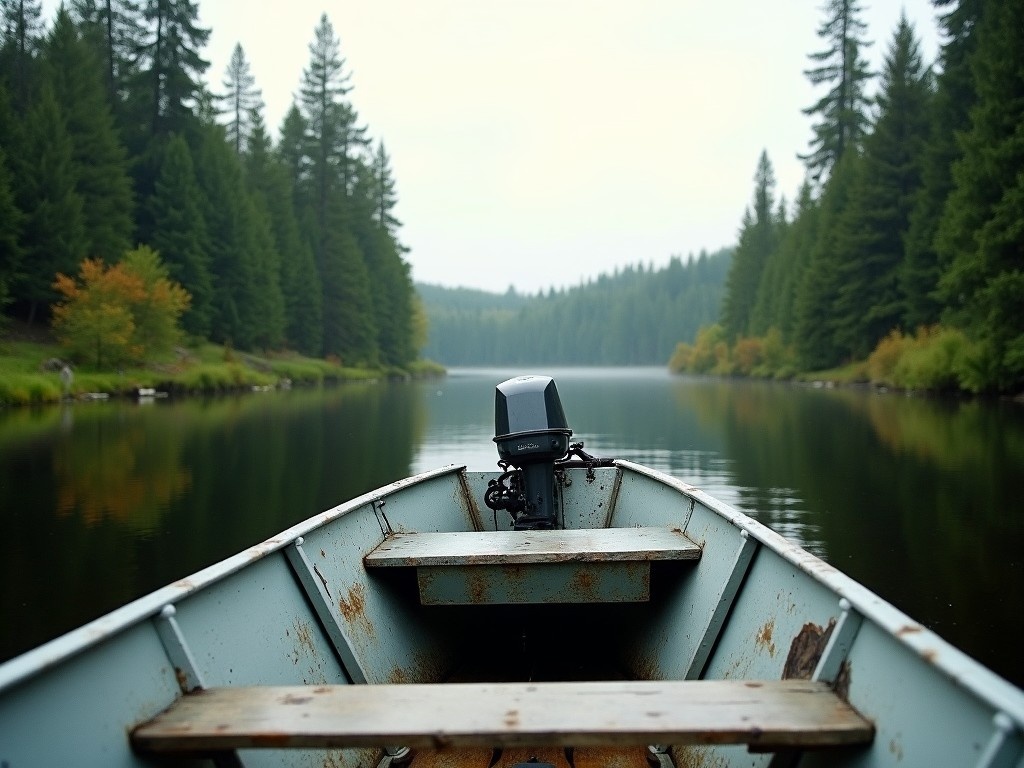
top-left (49, 1), bottom-right (943, 294)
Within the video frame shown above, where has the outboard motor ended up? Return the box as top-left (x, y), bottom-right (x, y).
top-left (487, 375), bottom-right (572, 530)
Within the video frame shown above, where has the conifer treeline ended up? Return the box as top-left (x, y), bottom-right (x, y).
top-left (710, 0), bottom-right (1023, 393)
top-left (0, 0), bottom-right (418, 368)
top-left (419, 248), bottom-right (730, 366)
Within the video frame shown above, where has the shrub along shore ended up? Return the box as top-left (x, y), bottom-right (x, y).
top-left (0, 332), bottom-right (444, 407)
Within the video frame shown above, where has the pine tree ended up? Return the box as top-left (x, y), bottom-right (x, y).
top-left (721, 150), bottom-right (778, 339)
top-left (794, 153), bottom-right (859, 369)
top-left (830, 15), bottom-right (933, 359)
top-left (147, 133), bottom-right (212, 336)
top-left (801, 0), bottom-right (873, 186)
top-left (902, 0), bottom-right (984, 329)
top-left (0, 144), bottom-right (23, 311)
top-left (298, 13), bottom-right (376, 360)
top-left (299, 13), bottom-right (368, 216)
top-left (352, 151), bottom-right (415, 365)
top-left (0, 0), bottom-right (44, 109)
top-left (935, 1), bottom-right (1024, 390)
top-left (134, 0), bottom-right (209, 139)
top-left (69, 0), bottom-right (144, 111)
top-left (748, 196), bottom-right (789, 337)
top-left (43, 8), bottom-right (133, 260)
top-left (770, 184), bottom-right (819, 341)
top-left (277, 103), bottom-right (310, 193)
top-left (320, 192), bottom-right (377, 363)
top-left (14, 82), bottom-right (86, 323)
top-left (191, 123), bottom-right (258, 348)
top-left (245, 107), bottom-right (322, 354)
top-left (370, 141), bottom-right (400, 236)
top-left (220, 43), bottom-right (260, 156)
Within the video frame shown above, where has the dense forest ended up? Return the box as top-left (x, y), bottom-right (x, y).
top-left (0, 1), bottom-right (419, 369)
top-left (419, 248), bottom-right (730, 366)
top-left (682, 0), bottom-right (1024, 393)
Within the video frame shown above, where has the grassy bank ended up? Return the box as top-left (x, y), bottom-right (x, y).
top-left (0, 328), bottom-right (445, 407)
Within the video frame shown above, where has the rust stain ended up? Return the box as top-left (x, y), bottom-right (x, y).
top-left (503, 708), bottom-right (519, 727)
top-left (280, 693), bottom-right (312, 705)
top-left (631, 650), bottom-right (661, 681)
top-left (755, 618), bottom-right (777, 657)
top-left (337, 583), bottom-right (376, 638)
top-left (922, 649), bottom-right (938, 664)
top-left (782, 619), bottom-right (835, 679)
top-left (467, 571), bottom-right (488, 604)
top-left (834, 660), bottom-right (852, 701)
top-left (673, 745), bottom-right (729, 768)
top-left (173, 667), bottom-right (190, 692)
top-left (896, 624), bottom-right (923, 636)
top-left (294, 619), bottom-right (318, 657)
top-left (573, 746), bottom-right (651, 768)
top-left (570, 568), bottom-right (598, 601)
top-left (388, 665), bottom-right (410, 684)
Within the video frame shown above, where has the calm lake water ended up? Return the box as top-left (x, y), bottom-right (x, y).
top-left (1, 367), bottom-right (1021, 688)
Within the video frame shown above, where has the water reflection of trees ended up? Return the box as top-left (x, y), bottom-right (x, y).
top-left (53, 406), bottom-right (191, 530)
top-left (670, 378), bottom-right (1023, 687)
top-left (0, 383), bottom-right (428, 664)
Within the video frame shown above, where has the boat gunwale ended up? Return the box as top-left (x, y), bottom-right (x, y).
top-left (0, 464), bottom-right (467, 694)
top-left (2, 459), bottom-right (1022, 733)
top-left (613, 460), bottom-right (1024, 727)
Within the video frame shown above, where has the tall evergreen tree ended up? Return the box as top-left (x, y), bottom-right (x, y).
top-left (793, 153), bottom-right (860, 369)
top-left (43, 8), bottom-right (133, 260)
top-left (277, 103), bottom-right (310, 193)
top-left (769, 184), bottom-right (820, 341)
top-left (370, 141), bottom-right (400, 236)
top-left (0, 0), bottom-right (44, 109)
top-left (721, 150), bottom-right (778, 339)
top-left (246, 107), bottom-right (322, 354)
top-left (133, 0), bottom-right (209, 139)
top-left (191, 123), bottom-right (259, 348)
top-left (935, 1), bottom-right (1024, 390)
top-left (220, 43), bottom-right (260, 156)
top-left (830, 15), bottom-right (933, 359)
top-left (0, 145), bottom-right (23, 312)
top-left (298, 14), bottom-right (377, 360)
top-left (902, 0), bottom-right (984, 329)
top-left (69, 0), bottom-right (143, 111)
top-left (320, 191), bottom-right (377, 363)
top-left (299, 13), bottom-right (367, 219)
top-left (353, 151), bottom-right (415, 365)
top-left (13, 82), bottom-right (86, 324)
top-left (147, 133), bottom-right (212, 336)
top-left (801, 0), bottom-right (873, 185)
top-left (748, 195), bottom-right (791, 337)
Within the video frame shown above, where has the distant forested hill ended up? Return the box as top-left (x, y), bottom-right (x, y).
top-left (419, 248), bottom-right (730, 365)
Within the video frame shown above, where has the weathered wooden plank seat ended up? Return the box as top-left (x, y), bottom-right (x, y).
top-left (363, 527), bottom-right (701, 604)
top-left (130, 680), bottom-right (874, 753)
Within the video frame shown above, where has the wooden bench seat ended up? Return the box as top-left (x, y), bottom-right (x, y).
top-left (131, 680), bottom-right (873, 753)
top-left (364, 527), bottom-right (702, 567)
top-left (363, 528), bottom-right (701, 604)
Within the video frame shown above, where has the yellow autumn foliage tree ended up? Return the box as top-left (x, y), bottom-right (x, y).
top-left (52, 247), bottom-right (190, 369)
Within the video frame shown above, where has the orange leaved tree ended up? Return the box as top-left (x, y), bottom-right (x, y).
top-left (52, 247), bottom-right (190, 369)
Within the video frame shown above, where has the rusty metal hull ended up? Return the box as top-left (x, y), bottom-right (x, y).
top-left (0, 461), bottom-right (1022, 768)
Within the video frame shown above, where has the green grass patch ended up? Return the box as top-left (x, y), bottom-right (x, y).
top-left (0, 330), bottom-right (445, 406)
top-left (796, 360), bottom-right (870, 385)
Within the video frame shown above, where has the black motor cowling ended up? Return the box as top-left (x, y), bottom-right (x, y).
top-left (490, 375), bottom-right (572, 529)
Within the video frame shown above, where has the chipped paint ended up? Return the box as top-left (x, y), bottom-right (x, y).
top-left (782, 619), bottom-right (836, 680)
